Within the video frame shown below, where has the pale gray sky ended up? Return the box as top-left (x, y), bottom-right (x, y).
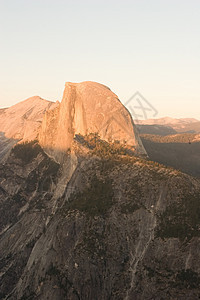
top-left (0, 0), bottom-right (199, 119)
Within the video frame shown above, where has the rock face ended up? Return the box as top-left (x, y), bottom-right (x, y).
top-left (39, 81), bottom-right (146, 159)
top-left (0, 96), bottom-right (56, 161)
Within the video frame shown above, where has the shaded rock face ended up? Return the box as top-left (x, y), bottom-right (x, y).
top-left (0, 96), bottom-right (56, 161)
top-left (39, 81), bottom-right (146, 159)
top-left (1, 140), bottom-right (200, 299)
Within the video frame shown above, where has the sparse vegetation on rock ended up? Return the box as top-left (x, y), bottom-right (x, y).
top-left (12, 140), bottom-right (42, 164)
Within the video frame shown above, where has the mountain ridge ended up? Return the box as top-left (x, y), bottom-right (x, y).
top-left (137, 117), bottom-right (199, 125)
top-left (137, 117), bottom-right (200, 135)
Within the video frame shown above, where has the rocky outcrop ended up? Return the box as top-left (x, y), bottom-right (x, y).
top-left (193, 134), bottom-right (200, 142)
top-left (39, 82), bottom-right (146, 159)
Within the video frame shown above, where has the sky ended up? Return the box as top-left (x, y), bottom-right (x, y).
top-left (0, 0), bottom-right (200, 119)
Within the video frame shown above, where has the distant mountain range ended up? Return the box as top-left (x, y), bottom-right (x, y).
top-left (136, 117), bottom-right (200, 135)
top-left (137, 117), bottom-right (199, 125)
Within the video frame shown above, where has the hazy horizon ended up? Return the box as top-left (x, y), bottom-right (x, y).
top-left (1, 0), bottom-right (199, 119)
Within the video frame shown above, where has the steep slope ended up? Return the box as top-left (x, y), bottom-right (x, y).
top-left (39, 81), bottom-right (146, 160)
top-left (0, 140), bottom-right (200, 299)
top-left (141, 133), bottom-right (200, 177)
top-left (0, 96), bottom-right (57, 161)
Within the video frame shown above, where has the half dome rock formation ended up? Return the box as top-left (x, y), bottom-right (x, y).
top-left (0, 96), bottom-right (56, 161)
top-left (39, 81), bottom-right (146, 158)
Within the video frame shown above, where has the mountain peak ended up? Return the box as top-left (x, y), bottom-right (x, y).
top-left (65, 81), bottom-right (111, 90)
